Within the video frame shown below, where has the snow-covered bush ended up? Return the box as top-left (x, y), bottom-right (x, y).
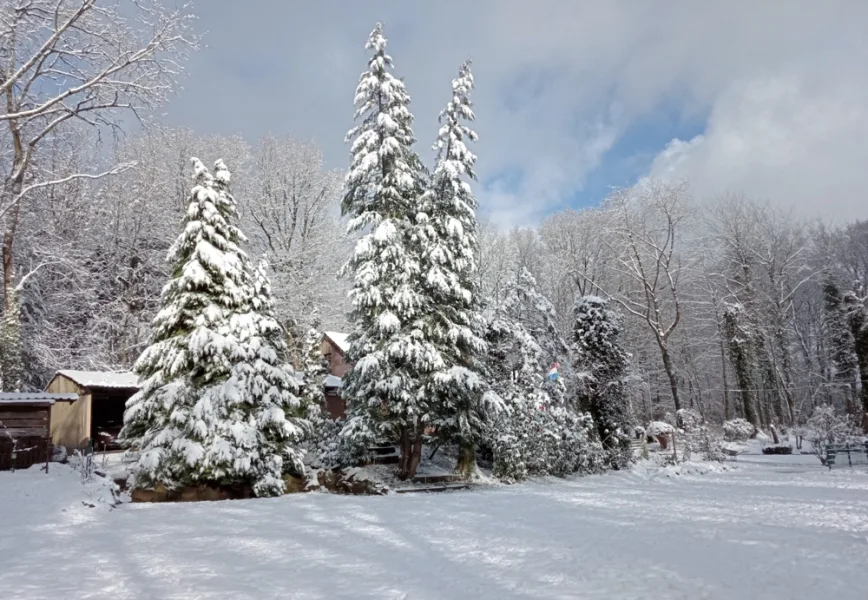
top-left (675, 408), bottom-right (704, 432)
top-left (488, 401), bottom-right (604, 482)
top-left (723, 418), bottom-right (756, 442)
top-left (305, 405), bottom-right (374, 471)
top-left (805, 404), bottom-right (859, 464)
top-left (647, 421), bottom-right (675, 437)
top-left (683, 426), bottom-right (726, 462)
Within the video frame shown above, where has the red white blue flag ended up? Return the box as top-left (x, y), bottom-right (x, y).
top-left (546, 362), bottom-right (559, 381)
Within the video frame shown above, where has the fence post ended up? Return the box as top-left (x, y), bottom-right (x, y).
top-left (847, 443), bottom-right (852, 467)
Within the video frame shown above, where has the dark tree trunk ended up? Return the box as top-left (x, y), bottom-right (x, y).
top-left (659, 344), bottom-right (681, 411)
top-left (398, 418), bottom-right (424, 480)
top-left (719, 336), bottom-right (731, 420)
top-left (455, 440), bottom-right (476, 479)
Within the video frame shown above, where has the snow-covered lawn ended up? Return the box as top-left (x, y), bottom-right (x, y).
top-left (3, 457), bottom-right (868, 599)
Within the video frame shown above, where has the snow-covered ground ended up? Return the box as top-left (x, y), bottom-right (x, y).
top-left (3, 455), bottom-right (868, 599)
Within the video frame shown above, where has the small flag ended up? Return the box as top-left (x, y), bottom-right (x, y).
top-left (546, 362), bottom-right (559, 381)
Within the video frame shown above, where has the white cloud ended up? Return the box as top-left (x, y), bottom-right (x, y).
top-left (648, 70), bottom-right (868, 221)
top-left (165, 0), bottom-right (868, 226)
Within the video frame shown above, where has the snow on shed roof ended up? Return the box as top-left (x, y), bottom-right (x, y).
top-left (55, 370), bottom-right (139, 390)
top-left (324, 374), bottom-right (343, 388)
top-left (0, 392), bottom-right (78, 404)
top-left (324, 331), bottom-right (350, 354)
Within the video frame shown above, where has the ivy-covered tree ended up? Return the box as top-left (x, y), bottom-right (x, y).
top-left (823, 277), bottom-right (858, 414)
top-left (722, 302), bottom-right (759, 426)
top-left (340, 23), bottom-right (430, 479)
top-left (571, 296), bottom-right (632, 468)
top-left (121, 158), bottom-right (305, 497)
top-left (842, 285), bottom-right (868, 430)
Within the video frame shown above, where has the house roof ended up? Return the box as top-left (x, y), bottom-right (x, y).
top-left (324, 374), bottom-right (343, 388)
top-left (54, 370), bottom-right (139, 390)
top-left (323, 331), bottom-right (350, 355)
top-left (0, 392), bottom-right (79, 405)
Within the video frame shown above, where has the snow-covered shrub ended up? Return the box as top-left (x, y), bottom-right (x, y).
top-left (488, 401), bottom-right (604, 482)
top-left (675, 408), bottom-right (704, 432)
top-left (647, 421), bottom-right (675, 437)
top-left (304, 405), bottom-right (375, 471)
top-left (683, 426), bottom-right (726, 462)
top-left (723, 418), bottom-right (755, 442)
top-left (805, 404), bottom-right (859, 464)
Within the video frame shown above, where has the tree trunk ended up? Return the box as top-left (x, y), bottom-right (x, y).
top-left (406, 419), bottom-right (423, 480)
top-left (719, 336), bottom-right (731, 420)
top-left (398, 425), bottom-right (412, 479)
top-left (773, 326), bottom-right (796, 425)
top-left (659, 344), bottom-right (682, 411)
top-left (2, 180), bottom-right (22, 314)
top-left (398, 418), bottom-right (424, 480)
top-left (455, 440), bottom-right (477, 479)
top-left (0, 176), bottom-right (24, 391)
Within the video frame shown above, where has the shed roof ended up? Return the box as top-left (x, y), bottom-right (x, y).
top-left (0, 392), bottom-right (79, 405)
top-left (54, 370), bottom-right (139, 390)
top-left (324, 374), bottom-right (343, 388)
top-left (324, 331), bottom-right (350, 355)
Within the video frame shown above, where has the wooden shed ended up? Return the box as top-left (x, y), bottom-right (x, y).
top-left (322, 332), bottom-right (351, 419)
top-left (45, 370), bottom-right (139, 451)
top-left (322, 331), bottom-right (351, 377)
top-left (0, 393), bottom-right (76, 470)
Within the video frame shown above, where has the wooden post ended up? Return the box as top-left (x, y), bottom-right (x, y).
top-left (672, 430), bottom-right (678, 462)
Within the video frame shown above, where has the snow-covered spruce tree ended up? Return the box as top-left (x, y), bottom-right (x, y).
top-left (514, 268), bottom-right (571, 377)
top-left (298, 308), bottom-right (327, 410)
top-left (481, 302), bottom-right (548, 480)
top-left (0, 288), bottom-right (24, 391)
top-left (415, 61), bottom-right (497, 477)
top-left (481, 280), bottom-right (602, 481)
top-left (340, 23), bottom-right (430, 479)
top-left (121, 158), bottom-right (306, 497)
top-left (571, 296), bottom-right (633, 469)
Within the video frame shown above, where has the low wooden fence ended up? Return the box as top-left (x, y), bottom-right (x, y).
top-left (826, 442), bottom-right (868, 470)
top-left (0, 436), bottom-right (51, 471)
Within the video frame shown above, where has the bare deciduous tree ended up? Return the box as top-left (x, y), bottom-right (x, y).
top-left (0, 0), bottom-right (197, 388)
top-left (594, 180), bottom-right (691, 411)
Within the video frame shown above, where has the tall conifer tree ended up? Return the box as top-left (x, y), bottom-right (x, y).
top-left (340, 23), bottom-right (430, 479)
top-left (122, 159), bottom-right (305, 497)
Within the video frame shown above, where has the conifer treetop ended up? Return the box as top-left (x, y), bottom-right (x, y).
top-left (343, 22), bottom-right (422, 234)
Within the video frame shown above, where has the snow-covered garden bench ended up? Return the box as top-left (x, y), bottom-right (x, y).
top-left (825, 442), bottom-right (868, 470)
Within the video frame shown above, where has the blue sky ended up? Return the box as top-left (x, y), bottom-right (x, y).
top-left (163, 0), bottom-right (868, 226)
top-left (562, 106), bottom-right (708, 211)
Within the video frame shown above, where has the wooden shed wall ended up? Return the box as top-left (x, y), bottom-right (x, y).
top-left (321, 338), bottom-right (350, 377)
top-left (0, 404), bottom-right (52, 470)
top-left (0, 404), bottom-right (50, 438)
top-left (46, 374), bottom-right (91, 450)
